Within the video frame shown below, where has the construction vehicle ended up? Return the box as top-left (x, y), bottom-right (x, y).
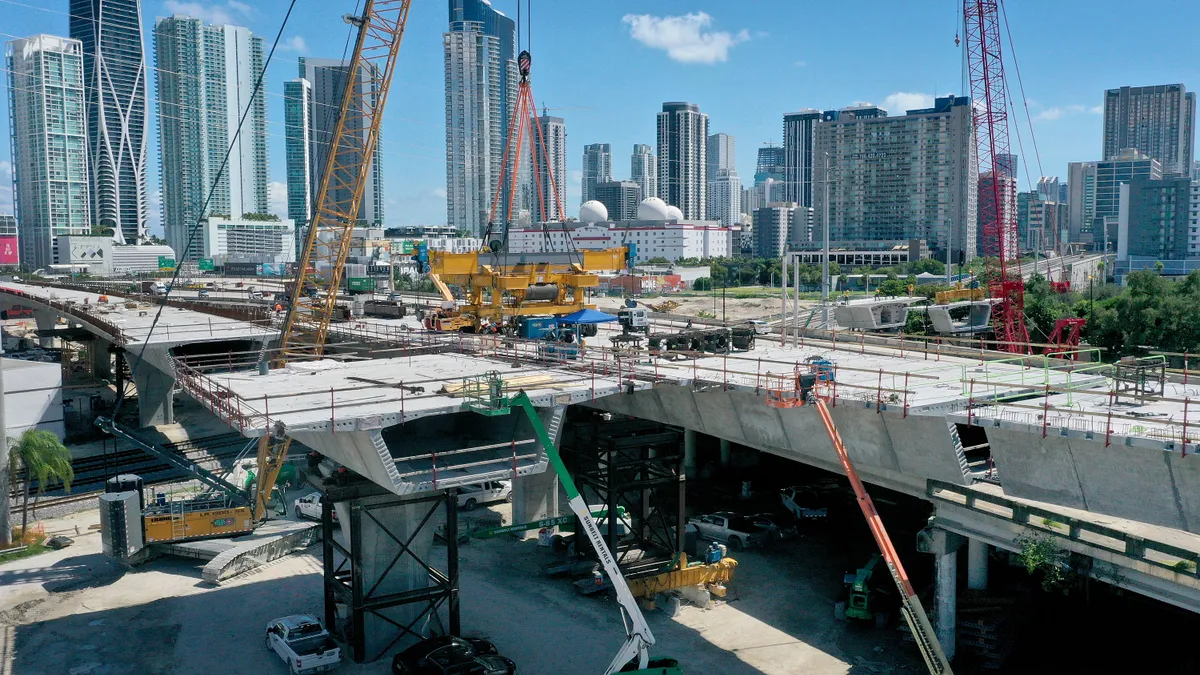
top-left (617, 305), bottom-right (650, 334)
top-left (834, 554), bottom-right (894, 628)
top-left (646, 325), bottom-right (756, 353)
top-left (644, 300), bottom-right (679, 313)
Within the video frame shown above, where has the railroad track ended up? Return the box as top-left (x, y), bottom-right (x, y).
top-left (9, 432), bottom-right (254, 501)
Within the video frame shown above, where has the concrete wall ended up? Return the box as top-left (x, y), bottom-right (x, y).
top-left (4, 357), bottom-right (65, 438)
top-left (986, 424), bottom-right (1200, 533)
top-left (586, 385), bottom-right (971, 497)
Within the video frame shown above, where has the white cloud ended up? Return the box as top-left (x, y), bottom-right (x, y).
top-left (163, 0), bottom-right (251, 25)
top-left (432, 187), bottom-right (447, 199)
top-left (792, 60), bottom-right (808, 68)
top-left (0, 185), bottom-right (11, 212)
top-left (268, 181), bottom-right (287, 218)
top-left (621, 12), bottom-right (750, 64)
top-left (279, 36), bottom-right (307, 53)
top-left (883, 92), bottom-right (935, 114)
top-left (850, 100), bottom-right (875, 108)
top-left (0, 161), bottom-right (10, 178)
top-left (1034, 104), bottom-right (1103, 122)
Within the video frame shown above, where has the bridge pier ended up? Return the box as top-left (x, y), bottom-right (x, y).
top-left (34, 311), bottom-right (57, 347)
top-left (683, 428), bottom-right (697, 479)
top-left (92, 340), bottom-right (114, 380)
top-left (967, 537), bottom-right (989, 590)
top-left (719, 438), bottom-right (731, 467)
top-left (513, 406), bottom-right (565, 529)
top-left (128, 354), bottom-right (175, 427)
top-left (925, 528), bottom-right (965, 661)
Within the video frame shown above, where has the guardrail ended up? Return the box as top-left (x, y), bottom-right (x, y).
top-left (0, 285), bottom-right (130, 344)
top-left (929, 479), bottom-right (1200, 579)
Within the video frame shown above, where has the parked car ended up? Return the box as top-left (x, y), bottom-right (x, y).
top-left (265, 615), bottom-right (340, 675)
top-left (293, 492), bottom-right (337, 523)
top-left (780, 485), bottom-right (831, 522)
top-left (456, 480), bottom-right (512, 511)
top-left (744, 319), bottom-right (771, 335)
top-left (687, 511), bottom-right (770, 550)
top-left (391, 635), bottom-right (515, 675)
top-left (198, 288), bottom-right (210, 298)
top-left (746, 513), bottom-right (798, 541)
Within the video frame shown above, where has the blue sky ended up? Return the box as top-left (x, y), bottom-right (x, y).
top-left (3, 0), bottom-right (1199, 234)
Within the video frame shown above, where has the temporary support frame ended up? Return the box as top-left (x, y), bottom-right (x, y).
top-left (321, 480), bottom-right (459, 663)
top-left (568, 413), bottom-right (686, 578)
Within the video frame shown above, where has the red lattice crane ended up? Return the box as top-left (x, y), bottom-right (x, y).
top-left (963, 0), bottom-right (1029, 353)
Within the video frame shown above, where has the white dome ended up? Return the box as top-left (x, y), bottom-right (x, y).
top-left (666, 205), bottom-right (683, 220)
top-left (638, 197), bottom-right (670, 220)
top-left (579, 200), bottom-right (609, 223)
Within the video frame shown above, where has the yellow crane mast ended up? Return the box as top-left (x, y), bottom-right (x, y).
top-left (252, 0), bottom-right (411, 521)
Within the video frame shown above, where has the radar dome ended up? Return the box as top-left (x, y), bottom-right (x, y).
top-left (579, 200), bottom-right (608, 223)
top-left (638, 197), bottom-right (670, 220)
top-left (666, 205), bottom-right (683, 220)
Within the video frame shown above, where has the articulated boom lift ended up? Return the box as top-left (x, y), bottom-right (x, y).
top-left (255, 0), bottom-right (412, 520)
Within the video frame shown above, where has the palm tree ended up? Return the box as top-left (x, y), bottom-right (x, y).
top-left (8, 430), bottom-right (73, 543)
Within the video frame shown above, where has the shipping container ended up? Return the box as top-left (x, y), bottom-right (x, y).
top-left (347, 277), bottom-right (375, 293)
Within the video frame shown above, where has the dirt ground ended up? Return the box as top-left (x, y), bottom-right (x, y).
top-left (0, 500), bottom-right (926, 675)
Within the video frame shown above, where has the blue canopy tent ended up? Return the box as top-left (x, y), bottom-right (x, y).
top-left (555, 308), bottom-right (619, 324)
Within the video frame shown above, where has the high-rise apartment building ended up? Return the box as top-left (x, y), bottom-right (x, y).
top-left (283, 78), bottom-right (311, 254)
top-left (812, 95), bottom-right (977, 263)
top-left (1095, 149), bottom-right (1162, 251)
top-left (444, 1), bottom-right (517, 234)
top-left (783, 109), bottom-right (820, 206)
top-left (706, 169), bottom-right (741, 228)
top-left (995, 153), bottom-right (1018, 180)
top-left (154, 18), bottom-right (268, 261)
top-left (1103, 84), bottom-right (1196, 176)
top-left (1067, 161), bottom-right (1097, 243)
top-left (594, 181), bottom-right (640, 222)
top-left (1036, 176), bottom-right (1062, 203)
top-left (753, 204), bottom-right (793, 258)
top-left (534, 113), bottom-right (567, 221)
top-left (70, 0), bottom-right (149, 245)
top-left (979, 171), bottom-right (1018, 259)
top-left (7, 35), bottom-right (91, 269)
top-left (1117, 175), bottom-right (1195, 260)
top-left (284, 58), bottom-right (384, 256)
top-left (657, 102), bottom-right (708, 219)
top-left (630, 144), bottom-right (656, 200)
top-left (581, 143), bottom-right (612, 205)
top-left (706, 133), bottom-right (735, 177)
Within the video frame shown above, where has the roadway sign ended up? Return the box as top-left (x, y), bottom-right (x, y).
top-left (198, 258), bottom-right (215, 271)
top-left (158, 256), bottom-right (176, 271)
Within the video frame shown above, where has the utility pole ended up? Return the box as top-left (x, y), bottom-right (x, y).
top-left (0, 342), bottom-right (9, 547)
top-left (822, 152), bottom-right (831, 326)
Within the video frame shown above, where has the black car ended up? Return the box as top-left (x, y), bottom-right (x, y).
top-left (392, 635), bottom-right (516, 675)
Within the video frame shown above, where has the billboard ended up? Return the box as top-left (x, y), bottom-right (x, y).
top-left (0, 236), bottom-right (18, 265)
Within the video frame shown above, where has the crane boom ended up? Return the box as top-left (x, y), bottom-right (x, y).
top-left (813, 398), bottom-right (953, 674)
top-left (253, 0), bottom-right (411, 521)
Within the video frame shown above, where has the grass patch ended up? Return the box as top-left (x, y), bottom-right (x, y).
top-left (0, 538), bottom-right (48, 564)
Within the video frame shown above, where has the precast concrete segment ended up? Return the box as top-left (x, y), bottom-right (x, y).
top-left (127, 352), bottom-right (176, 427)
top-left (295, 430), bottom-right (403, 496)
top-left (983, 424), bottom-right (1200, 533)
top-left (880, 413), bottom-right (972, 485)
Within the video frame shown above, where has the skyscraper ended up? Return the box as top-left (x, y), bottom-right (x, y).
top-left (657, 102), bottom-right (708, 219)
top-left (7, 35), bottom-right (91, 270)
top-left (286, 58), bottom-right (385, 237)
top-left (1067, 162), bottom-right (1097, 244)
top-left (70, 0), bottom-right (149, 245)
top-left (1095, 149), bottom-right (1161, 251)
top-left (444, 1), bottom-right (517, 234)
top-left (706, 169), bottom-right (742, 228)
top-left (283, 79), bottom-right (312, 254)
top-left (1036, 176), bottom-right (1062, 203)
top-left (1103, 84), bottom-right (1196, 176)
top-left (534, 113), bottom-right (567, 221)
top-left (581, 144), bottom-right (612, 205)
top-left (813, 95), bottom-right (977, 264)
top-left (755, 145), bottom-right (786, 184)
top-left (783, 109), bottom-right (820, 206)
top-left (594, 181), bottom-right (640, 221)
top-left (631, 144), bottom-right (656, 200)
top-left (706, 133), bottom-right (735, 177)
top-left (155, 18), bottom-right (268, 261)
top-left (995, 153), bottom-right (1018, 181)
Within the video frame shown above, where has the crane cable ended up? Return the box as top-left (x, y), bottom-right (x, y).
top-left (110, 0), bottom-right (300, 421)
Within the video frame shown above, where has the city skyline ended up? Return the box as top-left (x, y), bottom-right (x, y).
top-left (3, 1), bottom-right (1200, 233)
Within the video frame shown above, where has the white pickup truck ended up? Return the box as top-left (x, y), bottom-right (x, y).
top-left (265, 615), bottom-right (341, 675)
top-left (687, 511), bottom-right (771, 550)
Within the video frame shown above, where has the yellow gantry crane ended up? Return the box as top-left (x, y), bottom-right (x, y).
top-left (252, 0), bottom-right (411, 520)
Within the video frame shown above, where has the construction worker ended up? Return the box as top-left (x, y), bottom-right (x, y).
top-left (274, 302), bottom-right (283, 315)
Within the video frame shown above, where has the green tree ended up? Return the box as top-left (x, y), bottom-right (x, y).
top-left (8, 430), bottom-right (73, 543)
top-left (692, 277), bottom-right (713, 291)
top-left (643, 257), bottom-right (671, 264)
top-left (1023, 274), bottom-right (1071, 343)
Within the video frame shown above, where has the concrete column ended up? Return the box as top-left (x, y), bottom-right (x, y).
top-left (34, 311), bottom-right (57, 348)
top-left (92, 341), bottom-right (113, 380)
top-left (719, 438), bottom-right (731, 467)
top-left (683, 428), bottom-right (697, 479)
top-left (935, 548), bottom-right (957, 661)
top-left (512, 469), bottom-right (559, 527)
top-left (129, 356), bottom-right (175, 427)
top-left (967, 537), bottom-right (989, 591)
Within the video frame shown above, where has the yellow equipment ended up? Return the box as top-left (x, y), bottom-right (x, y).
top-left (143, 503), bottom-right (254, 544)
top-left (934, 287), bottom-right (987, 304)
top-left (426, 247), bottom-right (628, 332)
top-left (254, 0), bottom-right (412, 521)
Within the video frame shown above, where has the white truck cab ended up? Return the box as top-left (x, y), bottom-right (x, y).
top-left (265, 615), bottom-right (340, 675)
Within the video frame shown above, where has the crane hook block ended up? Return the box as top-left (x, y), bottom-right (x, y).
top-left (518, 50), bottom-right (531, 77)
